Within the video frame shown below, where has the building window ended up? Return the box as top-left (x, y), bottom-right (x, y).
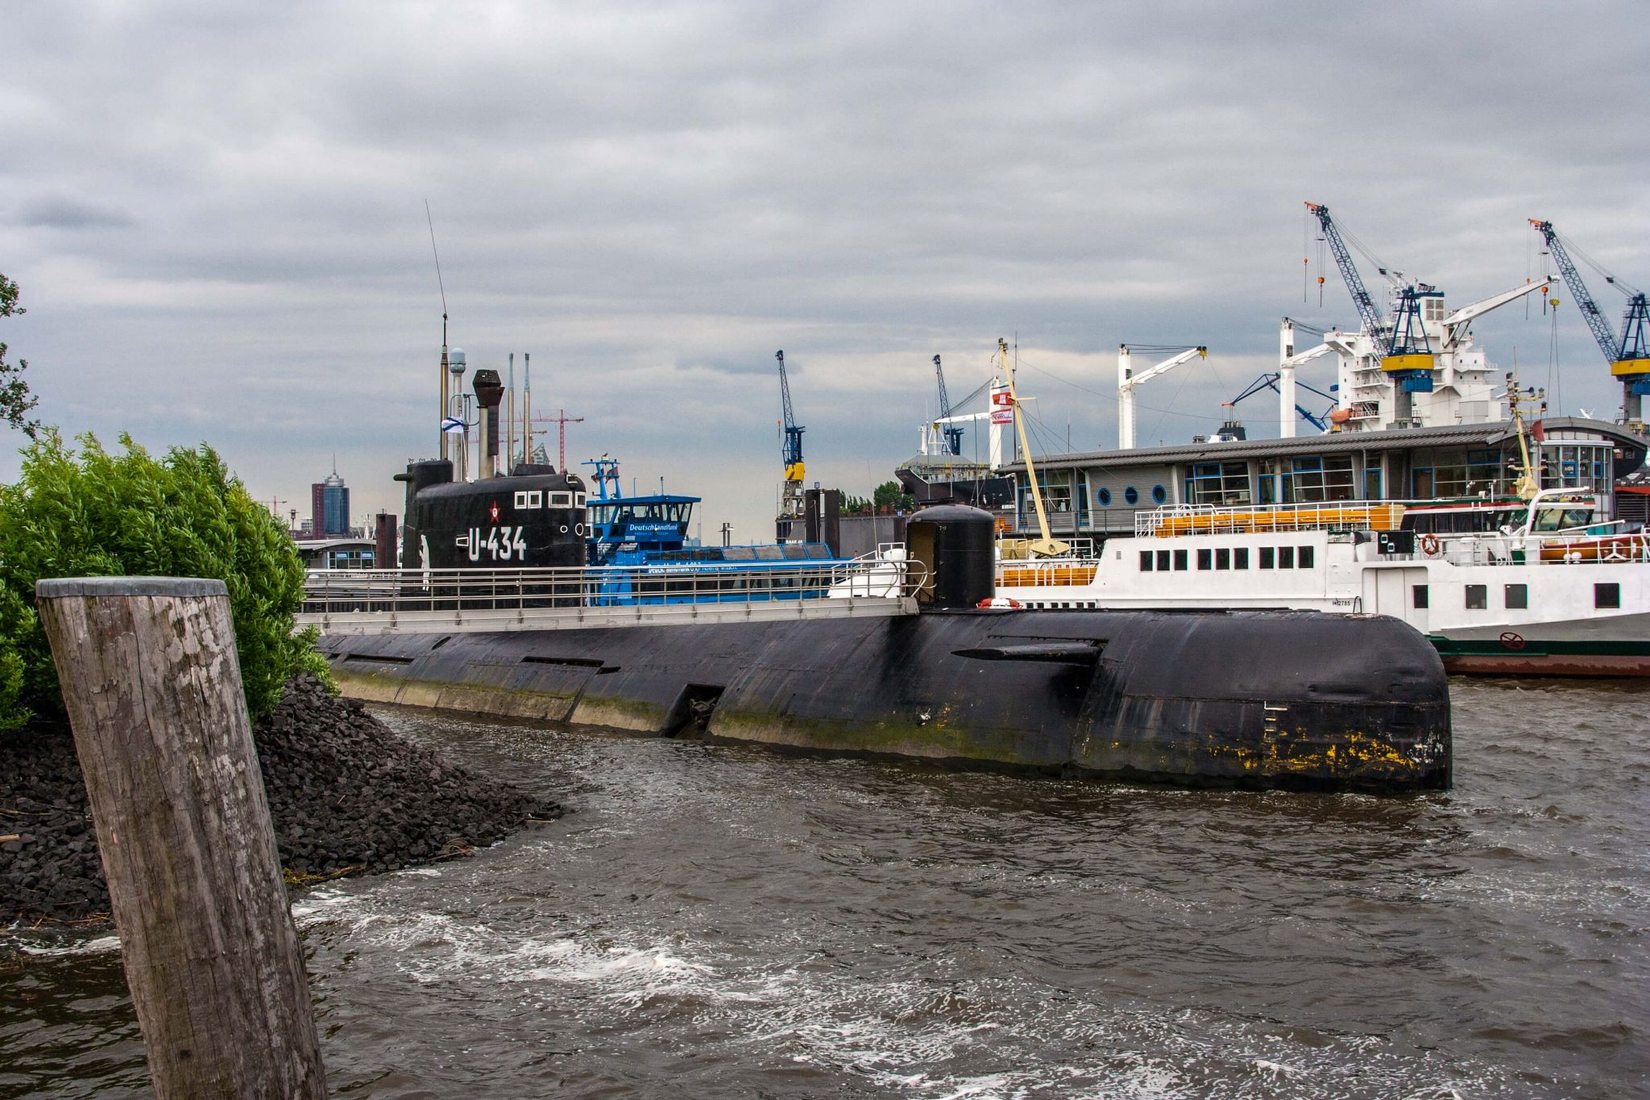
top-left (1413, 585), bottom-right (1429, 609)
top-left (1259, 546), bottom-right (1275, 569)
top-left (1234, 547), bottom-right (1249, 569)
top-left (1215, 547), bottom-right (1230, 570)
top-left (1125, 486), bottom-right (1139, 505)
top-left (1139, 550), bottom-right (1154, 571)
top-left (1279, 546), bottom-right (1295, 569)
top-left (1285, 455), bottom-right (1355, 502)
top-left (1152, 484), bottom-right (1167, 504)
top-left (1186, 461), bottom-right (1251, 506)
top-left (1098, 487), bottom-right (1112, 506)
top-left (1197, 548), bottom-right (1212, 570)
top-left (1596, 582), bottom-right (1621, 609)
top-left (1156, 549), bottom-right (1171, 571)
top-left (1505, 583), bottom-right (1528, 609)
top-left (1465, 584), bottom-right (1487, 610)
top-left (1173, 549), bottom-right (1188, 571)
top-left (1298, 545), bottom-right (1315, 569)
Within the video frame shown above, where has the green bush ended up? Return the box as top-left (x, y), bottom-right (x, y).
top-left (0, 430), bottom-right (331, 732)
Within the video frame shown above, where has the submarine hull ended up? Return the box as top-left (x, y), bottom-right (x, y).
top-left (318, 608), bottom-right (1450, 792)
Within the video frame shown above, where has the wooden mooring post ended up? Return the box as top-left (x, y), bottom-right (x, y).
top-left (36, 577), bottom-right (327, 1099)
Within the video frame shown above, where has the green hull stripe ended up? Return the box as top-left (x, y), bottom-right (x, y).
top-left (1428, 636), bottom-right (1650, 658)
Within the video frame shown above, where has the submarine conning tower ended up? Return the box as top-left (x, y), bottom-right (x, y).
top-left (393, 457), bottom-right (587, 572)
top-left (906, 503), bottom-right (997, 609)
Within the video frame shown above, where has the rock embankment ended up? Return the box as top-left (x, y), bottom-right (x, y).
top-left (1, 674), bottom-right (561, 925)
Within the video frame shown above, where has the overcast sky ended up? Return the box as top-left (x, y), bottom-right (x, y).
top-left (3, 2), bottom-right (1646, 541)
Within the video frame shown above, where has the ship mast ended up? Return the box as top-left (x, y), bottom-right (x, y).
top-left (1002, 338), bottom-right (1069, 557)
top-left (1505, 371), bottom-right (1546, 501)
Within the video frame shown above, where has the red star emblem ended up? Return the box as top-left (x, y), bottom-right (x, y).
top-left (489, 502), bottom-right (500, 522)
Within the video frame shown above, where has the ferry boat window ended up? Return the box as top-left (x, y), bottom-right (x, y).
top-left (1465, 584), bottom-right (1487, 610)
top-left (1234, 547), bottom-right (1249, 569)
top-left (1596, 582), bottom-right (1621, 610)
top-left (1156, 549), bottom-right (1171, 571)
top-left (1505, 583), bottom-right (1528, 610)
top-left (1278, 546), bottom-right (1295, 569)
top-left (1139, 550), bottom-right (1154, 571)
top-left (1173, 549), bottom-right (1188, 571)
top-left (1413, 585), bottom-right (1429, 608)
top-left (1298, 546), bottom-right (1314, 568)
top-left (1259, 547), bottom-right (1275, 569)
top-left (1196, 548), bottom-right (1212, 570)
top-left (1215, 548), bottom-right (1230, 570)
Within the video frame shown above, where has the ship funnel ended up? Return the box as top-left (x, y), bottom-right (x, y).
top-left (472, 369), bottom-right (505, 479)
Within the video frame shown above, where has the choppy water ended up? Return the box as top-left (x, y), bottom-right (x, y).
top-left (3, 678), bottom-right (1648, 1099)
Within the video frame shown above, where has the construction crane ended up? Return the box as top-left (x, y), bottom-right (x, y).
top-left (1529, 219), bottom-right (1650, 424)
top-left (775, 349), bottom-right (805, 540)
top-left (933, 354), bottom-right (964, 456)
top-left (1117, 344), bottom-right (1207, 449)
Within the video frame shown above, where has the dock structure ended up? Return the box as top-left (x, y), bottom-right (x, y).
top-left (36, 577), bottom-right (326, 1100)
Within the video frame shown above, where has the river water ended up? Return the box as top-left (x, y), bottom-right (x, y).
top-left (3, 678), bottom-right (1648, 1099)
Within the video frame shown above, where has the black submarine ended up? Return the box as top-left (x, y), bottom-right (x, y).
top-left (313, 366), bottom-right (1451, 793)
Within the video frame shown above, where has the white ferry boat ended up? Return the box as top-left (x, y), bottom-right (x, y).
top-left (995, 490), bottom-right (1650, 676)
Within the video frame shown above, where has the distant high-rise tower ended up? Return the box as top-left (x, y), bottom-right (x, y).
top-left (311, 465), bottom-right (350, 538)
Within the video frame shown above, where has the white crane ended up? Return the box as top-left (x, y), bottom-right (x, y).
top-left (1278, 318), bottom-right (1335, 439)
top-left (1117, 344), bottom-right (1207, 449)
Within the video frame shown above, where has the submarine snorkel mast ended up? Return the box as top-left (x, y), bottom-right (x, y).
top-left (1001, 338), bottom-right (1069, 558)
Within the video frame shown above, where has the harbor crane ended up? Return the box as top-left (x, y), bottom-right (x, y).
top-left (932, 354), bottom-right (964, 455)
top-left (1306, 200), bottom-right (1438, 388)
top-left (1117, 344), bottom-right (1207, 449)
top-left (775, 349), bottom-right (805, 541)
top-left (1225, 372), bottom-right (1337, 433)
top-left (1305, 201), bottom-right (1389, 343)
top-left (1307, 201), bottom-right (1549, 430)
top-left (1529, 219), bottom-right (1650, 424)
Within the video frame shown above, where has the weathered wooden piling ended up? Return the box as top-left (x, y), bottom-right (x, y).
top-left (36, 577), bottom-right (326, 1100)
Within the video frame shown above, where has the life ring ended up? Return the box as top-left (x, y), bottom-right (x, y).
top-left (977, 596), bottom-right (1022, 609)
top-left (1420, 533), bottom-right (1441, 557)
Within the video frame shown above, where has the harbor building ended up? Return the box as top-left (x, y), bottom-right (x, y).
top-left (998, 417), bottom-right (1648, 541)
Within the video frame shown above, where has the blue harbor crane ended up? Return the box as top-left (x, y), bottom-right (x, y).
top-left (1529, 219), bottom-right (1650, 424)
top-left (775, 349), bottom-right (806, 541)
top-left (1306, 201), bottom-right (1437, 394)
top-left (1225, 373), bottom-right (1338, 432)
top-left (933, 354), bottom-right (964, 455)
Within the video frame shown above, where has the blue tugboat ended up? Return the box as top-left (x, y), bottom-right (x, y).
top-left (579, 456), bottom-right (845, 605)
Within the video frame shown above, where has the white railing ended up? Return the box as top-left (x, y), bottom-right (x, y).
top-left (1417, 530), bottom-right (1650, 567)
top-left (301, 554), bottom-right (926, 617)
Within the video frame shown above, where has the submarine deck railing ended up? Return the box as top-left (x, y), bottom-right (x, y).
top-left (295, 555), bottom-right (924, 636)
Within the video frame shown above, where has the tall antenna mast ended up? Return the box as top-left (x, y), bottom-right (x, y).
top-left (426, 200), bottom-right (451, 461)
top-left (523, 353), bottom-right (534, 464)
